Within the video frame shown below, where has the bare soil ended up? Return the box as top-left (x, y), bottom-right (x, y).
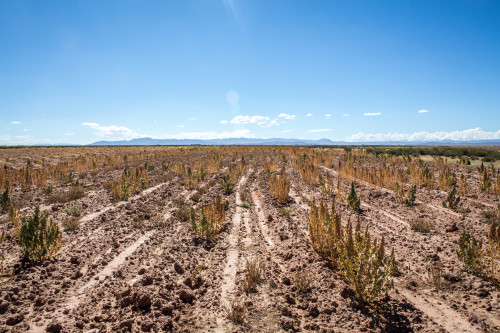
top-left (0, 146), bottom-right (498, 332)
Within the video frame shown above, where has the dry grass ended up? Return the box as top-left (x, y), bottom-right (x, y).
top-left (242, 258), bottom-right (265, 293)
top-left (225, 299), bottom-right (247, 324)
top-left (293, 270), bottom-right (313, 293)
top-left (48, 185), bottom-right (85, 204)
top-left (409, 218), bottom-right (433, 233)
top-left (62, 216), bottom-right (80, 231)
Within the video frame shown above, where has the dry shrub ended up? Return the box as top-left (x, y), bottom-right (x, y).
top-left (49, 185), bottom-right (85, 204)
top-left (427, 261), bottom-right (443, 288)
top-left (409, 218), bottom-right (433, 233)
top-left (190, 195), bottom-right (226, 241)
top-left (269, 168), bottom-right (290, 204)
top-left (190, 191), bottom-right (202, 203)
top-left (298, 162), bottom-right (318, 186)
top-left (308, 199), bottom-right (395, 304)
top-left (225, 300), bottom-right (247, 324)
top-left (438, 166), bottom-right (457, 191)
top-left (239, 189), bottom-right (250, 203)
top-left (293, 270), bottom-right (313, 293)
top-left (63, 216), bottom-right (80, 232)
top-left (243, 258), bottom-right (265, 293)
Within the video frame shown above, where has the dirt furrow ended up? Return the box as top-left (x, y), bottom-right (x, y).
top-left (400, 290), bottom-right (481, 333)
top-left (215, 175), bottom-right (248, 332)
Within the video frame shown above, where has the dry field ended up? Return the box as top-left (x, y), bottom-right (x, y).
top-left (0, 146), bottom-right (499, 332)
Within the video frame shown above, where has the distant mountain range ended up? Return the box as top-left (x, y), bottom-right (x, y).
top-left (87, 137), bottom-right (500, 146)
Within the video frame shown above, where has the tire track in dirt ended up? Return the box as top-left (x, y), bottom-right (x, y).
top-left (27, 230), bottom-right (156, 333)
top-left (355, 197), bottom-right (483, 332)
top-left (215, 174), bottom-right (249, 333)
top-left (400, 290), bottom-right (481, 333)
top-left (293, 165), bottom-right (484, 332)
top-left (26, 184), bottom-right (186, 332)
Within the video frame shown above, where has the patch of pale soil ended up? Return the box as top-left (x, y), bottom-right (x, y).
top-left (251, 191), bottom-right (275, 247)
top-left (400, 289), bottom-right (481, 333)
top-left (28, 230), bottom-right (155, 333)
top-left (361, 202), bottom-right (410, 228)
top-left (215, 175), bottom-right (248, 333)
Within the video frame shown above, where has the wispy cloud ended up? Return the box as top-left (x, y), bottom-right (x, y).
top-left (188, 117), bottom-right (197, 121)
top-left (220, 120), bottom-right (228, 124)
top-left (0, 134), bottom-right (11, 144)
top-left (11, 121), bottom-right (21, 124)
top-left (82, 122), bottom-right (142, 139)
top-left (324, 113), bottom-right (332, 119)
top-left (418, 109), bottom-right (429, 114)
top-left (346, 127), bottom-right (500, 142)
top-left (343, 113), bottom-right (350, 117)
top-left (223, 0), bottom-right (240, 23)
top-left (306, 113), bottom-right (313, 117)
top-left (65, 132), bottom-right (75, 136)
top-left (278, 113), bottom-right (296, 120)
top-left (229, 115), bottom-right (279, 127)
top-left (281, 129), bottom-right (294, 133)
top-left (176, 125), bottom-right (185, 128)
top-left (363, 112), bottom-right (381, 116)
top-left (309, 129), bottom-right (332, 133)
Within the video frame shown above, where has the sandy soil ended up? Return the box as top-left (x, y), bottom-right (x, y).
top-left (0, 146), bottom-right (498, 332)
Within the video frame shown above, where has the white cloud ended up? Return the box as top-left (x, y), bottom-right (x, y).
top-left (82, 122), bottom-right (142, 139)
top-left (188, 117), bottom-right (197, 121)
top-left (220, 120), bottom-right (228, 124)
top-left (418, 109), bottom-right (429, 114)
top-left (176, 125), bottom-right (185, 128)
top-left (11, 121), bottom-right (21, 124)
top-left (309, 129), bottom-right (332, 133)
top-left (343, 113), bottom-right (350, 117)
top-left (278, 113), bottom-right (296, 120)
top-left (363, 112), bottom-right (382, 116)
top-left (324, 114), bottom-right (332, 119)
top-left (229, 115), bottom-right (279, 127)
top-left (0, 134), bottom-right (11, 144)
top-left (306, 113), bottom-right (313, 117)
top-left (64, 132), bottom-right (75, 136)
top-left (346, 127), bottom-right (500, 142)
top-left (281, 129), bottom-right (294, 133)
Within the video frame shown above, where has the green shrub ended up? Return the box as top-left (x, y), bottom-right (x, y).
top-left (457, 230), bottom-right (484, 275)
top-left (405, 184), bottom-right (417, 206)
top-left (442, 184), bottom-right (460, 209)
top-left (308, 200), bottom-right (394, 304)
top-left (347, 182), bottom-right (360, 212)
top-left (479, 170), bottom-right (492, 193)
top-left (66, 204), bottom-right (84, 217)
top-left (0, 187), bottom-right (11, 212)
top-left (221, 174), bottom-right (235, 195)
top-left (15, 207), bottom-right (62, 263)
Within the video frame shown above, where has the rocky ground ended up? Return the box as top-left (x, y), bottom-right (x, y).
top-left (0, 147), bottom-right (498, 332)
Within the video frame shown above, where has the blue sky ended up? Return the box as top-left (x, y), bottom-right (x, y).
top-left (1, 0), bottom-right (500, 144)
